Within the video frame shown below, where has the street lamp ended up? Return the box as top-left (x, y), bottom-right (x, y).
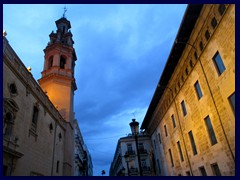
top-left (124, 154), bottom-right (130, 176)
top-left (129, 119), bottom-right (143, 176)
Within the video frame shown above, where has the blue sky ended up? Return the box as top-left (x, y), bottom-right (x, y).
top-left (3, 4), bottom-right (187, 176)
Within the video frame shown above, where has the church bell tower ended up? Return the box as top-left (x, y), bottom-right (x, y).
top-left (38, 13), bottom-right (77, 123)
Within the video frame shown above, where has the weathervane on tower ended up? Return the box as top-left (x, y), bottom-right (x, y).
top-left (63, 6), bottom-right (67, 18)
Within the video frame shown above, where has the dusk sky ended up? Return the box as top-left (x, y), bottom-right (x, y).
top-left (3, 4), bottom-right (187, 176)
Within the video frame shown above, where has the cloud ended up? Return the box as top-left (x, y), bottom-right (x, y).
top-left (3, 4), bottom-right (187, 175)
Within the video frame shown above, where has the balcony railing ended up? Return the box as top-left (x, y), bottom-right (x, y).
top-left (142, 166), bottom-right (151, 172)
top-left (125, 150), bottom-right (135, 156)
top-left (139, 149), bottom-right (148, 154)
top-left (129, 167), bottom-right (138, 173)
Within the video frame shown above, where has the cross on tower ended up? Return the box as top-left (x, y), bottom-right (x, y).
top-left (63, 6), bottom-right (67, 18)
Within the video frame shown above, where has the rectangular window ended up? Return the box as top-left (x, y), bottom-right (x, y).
top-left (194, 80), bottom-right (203, 99)
top-left (194, 51), bottom-right (198, 60)
top-left (171, 114), bottom-right (176, 128)
top-left (32, 106), bottom-right (39, 125)
top-left (158, 132), bottom-right (162, 144)
top-left (139, 143), bottom-right (144, 151)
top-left (205, 30), bottom-right (210, 41)
top-left (127, 144), bottom-right (133, 154)
top-left (199, 166), bottom-right (207, 176)
top-left (211, 17), bottom-right (217, 29)
top-left (181, 100), bottom-right (187, 116)
top-left (213, 51), bottom-right (226, 75)
top-left (204, 116), bottom-right (217, 145)
top-left (211, 163), bottom-right (221, 176)
top-left (199, 41), bottom-right (204, 51)
top-left (188, 131), bottom-right (197, 155)
top-left (56, 161), bottom-right (59, 173)
top-left (153, 139), bottom-right (156, 149)
top-left (218, 4), bottom-right (226, 15)
top-left (168, 149), bottom-right (174, 167)
top-left (177, 141), bottom-right (184, 162)
top-left (164, 125), bottom-right (168, 137)
top-left (141, 159), bottom-right (147, 168)
top-left (228, 92), bottom-right (235, 115)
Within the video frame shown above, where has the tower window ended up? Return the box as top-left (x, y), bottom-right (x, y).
top-left (60, 56), bottom-right (66, 69)
top-left (48, 56), bottom-right (53, 69)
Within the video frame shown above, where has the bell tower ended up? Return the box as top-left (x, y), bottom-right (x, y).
top-left (38, 14), bottom-right (77, 123)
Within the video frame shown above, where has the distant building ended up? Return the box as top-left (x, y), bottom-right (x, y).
top-left (141, 4), bottom-right (235, 176)
top-left (74, 119), bottom-right (93, 176)
top-left (3, 14), bottom-right (90, 176)
top-left (110, 132), bottom-right (155, 176)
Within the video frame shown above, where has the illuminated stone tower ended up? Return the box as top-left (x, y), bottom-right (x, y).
top-left (38, 15), bottom-right (77, 123)
top-left (38, 11), bottom-right (76, 175)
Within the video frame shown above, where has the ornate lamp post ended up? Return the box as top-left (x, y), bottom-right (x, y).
top-left (129, 119), bottom-right (143, 176)
top-left (124, 154), bottom-right (130, 176)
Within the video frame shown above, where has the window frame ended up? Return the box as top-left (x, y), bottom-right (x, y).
top-left (181, 100), bottom-right (187, 116)
top-left (228, 92), bottom-right (235, 115)
top-left (168, 149), bottom-right (174, 167)
top-left (199, 166), bottom-right (207, 176)
top-left (204, 116), bottom-right (218, 145)
top-left (164, 125), bottom-right (168, 137)
top-left (188, 131), bottom-right (198, 155)
top-left (212, 51), bottom-right (226, 76)
top-left (171, 114), bottom-right (176, 128)
top-left (177, 141), bottom-right (184, 162)
top-left (194, 80), bottom-right (203, 100)
top-left (211, 163), bottom-right (221, 176)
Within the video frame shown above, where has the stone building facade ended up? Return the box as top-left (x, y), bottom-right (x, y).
top-left (110, 132), bottom-right (155, 176)
top-left (74, 119), bottom-right (93, 176)
top-left (141, 4), bottom-right (235, 176)
top-left (3, 15), bottom-right (85, 176)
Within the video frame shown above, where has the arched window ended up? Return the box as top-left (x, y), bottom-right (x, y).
top-left (9, 83), bottom-right (17, 95)
top-left (60, 56), bottom-right (66, 69)
top-left (48, 56), bottom-right (53, 69)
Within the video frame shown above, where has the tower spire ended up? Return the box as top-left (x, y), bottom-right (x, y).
top-left (63, 6), bottom-right (67, 18)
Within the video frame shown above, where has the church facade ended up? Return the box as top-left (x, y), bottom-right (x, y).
top-left (3, 15), bottom-right (86, 176)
